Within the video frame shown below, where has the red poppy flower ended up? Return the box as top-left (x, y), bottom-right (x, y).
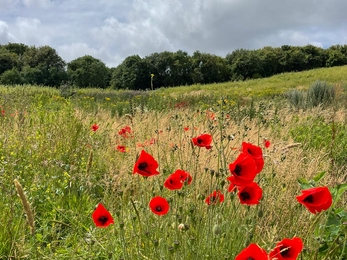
top-left (227, 180), bottom-right (237, 192)
top-left (296, 186), bottom-right (332, 214)
top-left (235, 243), bottom-right (268, 260)
top-left (269, 237), bottom-right (303, 260)
top-left (228, 153), bottom-right (258, 186)
top-left (242, 142), bottom-right (264, 173)
top-left (184, 126), bottom-right (190, 131)
top-left (1, 110), bottom-right (4, 117)
top-left (237, 182), bottom-right (263, 205)
top-left (92, 203), bottom-right (114, 228)
top-left (264, 139), bottom-right (271, 148)
top-left (91, 124), bottom-right (99, 132)
top-left (118, 126), bottom-right (132, 138)
top-left (117, 145), bottom-right (127, 153)
top-left (206, 110), bottom-right (215, 120)
top-left (205, 190), bottom-right (225, 205)
top-left (149, 137), bottom-right (156, 145)
top-left (192, 134), bottom-right (212, 149)
top-left (149, 196), bottom-right (170, 215)
top-left (133, 150), bottom-right (160, 177)
top-left (164, 169), bottom-right (192, 190)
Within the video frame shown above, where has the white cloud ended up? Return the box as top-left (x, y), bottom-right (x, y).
top-left (21, 0), bottom-right (52, 8)
top-left (0, 0), bottom-right (346, 67)
top-left (0, 20), bottom-right (16, 43)
top-left (14, 17), bottom-right (50, 45)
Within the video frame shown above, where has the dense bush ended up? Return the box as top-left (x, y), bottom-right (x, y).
top-left (306, 80), bottom-right (335, 108)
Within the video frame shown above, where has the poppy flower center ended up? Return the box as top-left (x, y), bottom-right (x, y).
top-left (98, 215), bottom-right (109, 225)
top-left (303, 194), bottom-right (314, 203)
top-left (155, 206), bottom-right (163, 212)
top-left (247, 149), bottom-right (253, 155)
top-left (197, 138), bottom-right (203, 144)
top-left (234, 165), bottom-right (242, 176)
top-left (210, 196), bottom-right (217, 203)
top-left (138, 162), bottom-right (148, 170)
top-left (240, 191), bottom-right (250, 201)
top-left (246, 257), bottom-right (254, 260)
top-left (280, 246), bottom-right (290, 256)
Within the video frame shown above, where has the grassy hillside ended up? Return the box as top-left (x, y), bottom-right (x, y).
top-left (0, 66), bottom-right (346, 259)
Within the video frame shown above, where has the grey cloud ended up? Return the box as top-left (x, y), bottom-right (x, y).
top-left (0, 20), bottom-right (16, 43)
top-left (0, 0), bottom-right (346, 67)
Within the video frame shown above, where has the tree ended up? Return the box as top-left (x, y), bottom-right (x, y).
top-left (67, 55), bottom-right (109, 88)
top-left (22, 45), bottom-right (67, 86)
top-left (226, 49), bottom-right (262, 80)
top-left (192, 51), bottom-right (230, 84)
top-left (0, 48), bottom-right (18, 74)
top-left (301, 44), bottom-right (326, 69)
top-left (0, 68), bottom-right (21, 85)
top-left (326, 45), bottom-right (347, 67)
top-left (111, 55), bottom-right (151, 90)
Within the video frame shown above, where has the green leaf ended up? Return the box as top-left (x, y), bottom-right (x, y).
top-left (332, 183), bottom-right (347, 205)
top-left (313, 171), bottom-right (326, 183)
top-left (297, 177), bottom-right (314, 189)
top-left (326, 212), bottom-right (340, 227)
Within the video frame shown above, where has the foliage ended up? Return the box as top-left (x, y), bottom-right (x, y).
top-left (286, 89), bottom-right (306, 109)
top-left (1, 42), bottom-right (347, 89)
top-left (111, 55), bottom-right (151, 90)
top-left (287, 80), bottom-right (336, 109)
top-left (0, 71), bottom-right (346, 259)
top-left (0, 68), bottom-right (21, 85)
top-left (290, 116), bottom-right (347, 167)
top-left (21, 45), bottom-right (67, 86)
top-left (306, 80), bottom-right (335, 108)
top-left (67, 55), bottom-right (110, 88)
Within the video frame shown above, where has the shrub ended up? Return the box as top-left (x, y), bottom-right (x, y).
top-left (286, 89), bottom-right (306, 109)
top-left (306, 80), bottom-right (335, 108)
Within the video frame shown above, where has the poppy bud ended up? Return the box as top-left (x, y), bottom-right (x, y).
top-left (173, 241), bottom-right (180, 249)
top-left (213, 224), bottom-right (222, 235)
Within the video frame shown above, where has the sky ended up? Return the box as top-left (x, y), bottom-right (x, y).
top-left (1, 0), bottom-right (347, 68)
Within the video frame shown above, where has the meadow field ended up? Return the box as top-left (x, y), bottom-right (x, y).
top-left (0, 66), bottom-right (347, 259)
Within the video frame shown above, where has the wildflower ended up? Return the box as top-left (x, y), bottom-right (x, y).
top-left (192, 133), bottom-right (212, 149)
top-left (92, 203), bottom-right (114, 227)
top-left (164, 169), bottom-right (192, 190)
top-left (91, 124), bottom-right (99, 132)
top-left (242, 142), bottom-right (264, 173)
top-left (269, 237), bottom-right (303, 260)
top-left (178, 223), bottom-right (189, 231)
top-left (228, 153), bottom-right (258, 186)
top-left (116, 145), bottom-right (127, 153)
top-left (118, 126), bottom-right (132, 138)
top-left (264, 139), bottom-right (271, 148)
top-left (296, 186), bottom-right (332, 214)
top-left (205, 190), bottom-right (224, 205)
top-left (235, 243), bottom-right (268, 260)
top-left (227, 180), bottom-right (237, 192)
top-left (183, 126), bottom-right (190, 131)
top-left (206, 110), bottom-right (215, 120)
top-left (133, 150), bottom-right (159, 177)
top-left (1, 110), bottom-right (4, 117)
top-left (149, 196), bottom-right (170, 215)
top-left (237, 182), bottom-right (263, 205)
top-left (149, 137), bottom-right (156, 145)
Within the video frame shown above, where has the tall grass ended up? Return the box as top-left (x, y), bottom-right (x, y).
top-left (0, 67), bottom-right (346, 259)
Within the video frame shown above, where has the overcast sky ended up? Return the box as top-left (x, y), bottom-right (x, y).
top-left (1, 0), bottom-right (347, 68)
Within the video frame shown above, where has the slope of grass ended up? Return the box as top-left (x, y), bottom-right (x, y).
top-left (0, 66), bottom-right (346, 259)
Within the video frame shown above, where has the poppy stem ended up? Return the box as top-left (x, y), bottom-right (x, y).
top-left (130, 197), bottom-right (142, 231)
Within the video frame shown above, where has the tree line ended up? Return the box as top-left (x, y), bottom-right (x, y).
top-left (1, 42), bottom-right (346, 89)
